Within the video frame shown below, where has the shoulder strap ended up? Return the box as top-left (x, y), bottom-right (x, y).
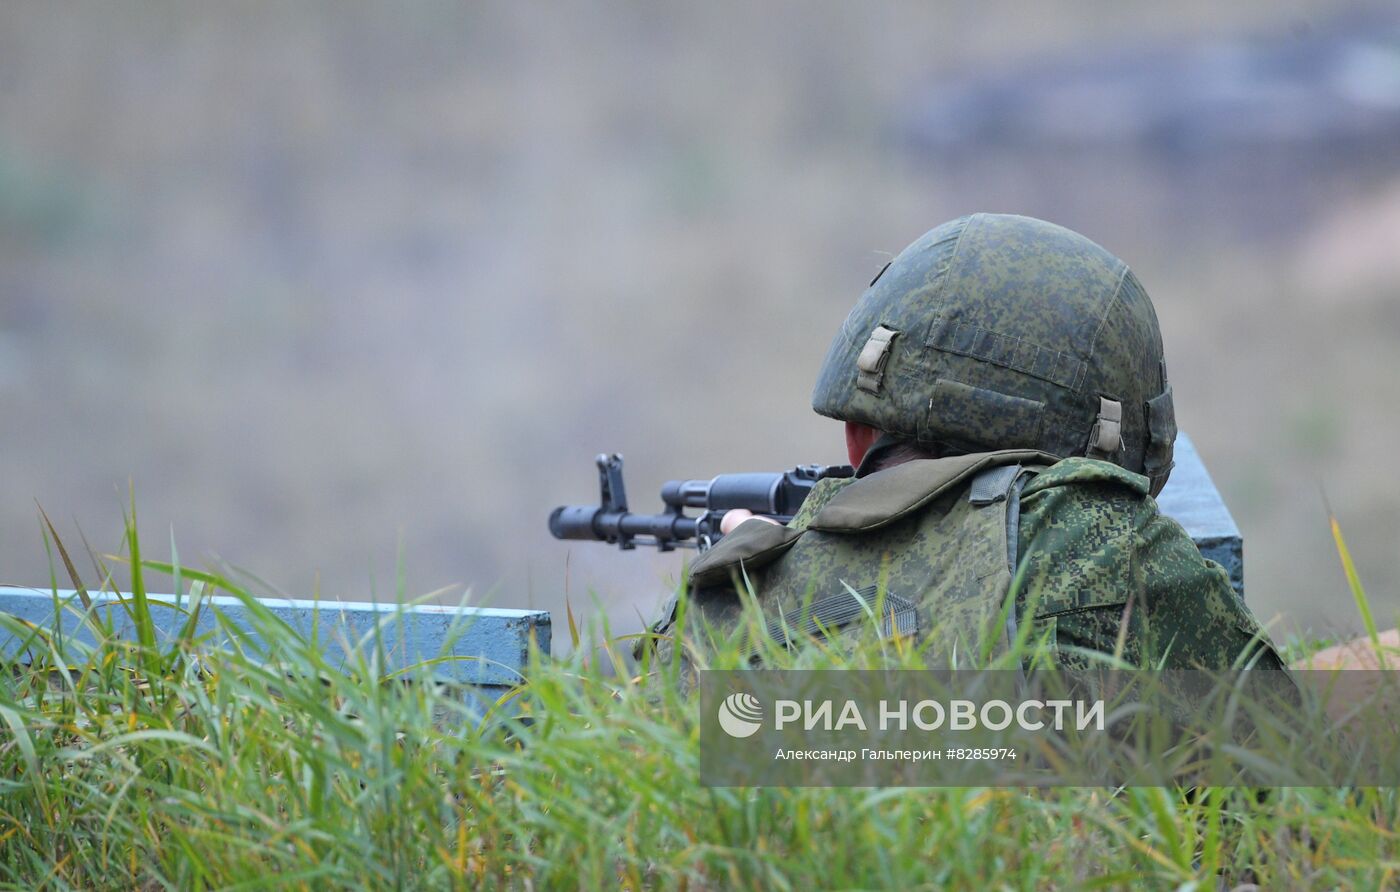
top-left (967, 462), bottom-right (1041, 575)
top-left (967, 462), bottom-right (1042, 667)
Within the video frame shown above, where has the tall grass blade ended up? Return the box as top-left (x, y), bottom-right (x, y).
top-left (35, 501), bottom-right (89, 609)
top-left (123, 484), bottom-right (157, 657)
top-left (1328, 512), bottom-right (1380, 651)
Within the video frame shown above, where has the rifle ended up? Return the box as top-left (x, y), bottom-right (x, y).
top-left (549, 454), bottom-right (854, 552)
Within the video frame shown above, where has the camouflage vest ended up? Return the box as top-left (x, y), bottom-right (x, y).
top-left (681, 449), bottom-right (1059, 664)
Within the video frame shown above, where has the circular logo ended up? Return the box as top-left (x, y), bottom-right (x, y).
top-left (717, 692), bottom-right (764, 738)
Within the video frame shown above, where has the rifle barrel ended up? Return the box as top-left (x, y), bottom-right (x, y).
top-left (548, 505), bottom-right (699, 547)
top-left (548, 459), bottom-right (853, 551)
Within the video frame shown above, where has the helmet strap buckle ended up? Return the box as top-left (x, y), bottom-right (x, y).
top-left (855, 325), bottom-right (899, 394)
top-left (1086, 397), bottom-right (1124, 460)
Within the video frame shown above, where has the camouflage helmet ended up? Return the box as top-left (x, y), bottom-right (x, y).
top-left (812, 213), bottom-right (1177, 495)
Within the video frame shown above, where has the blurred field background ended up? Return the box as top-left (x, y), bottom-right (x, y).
top-left (3, 1), bottom-right (1399, 645)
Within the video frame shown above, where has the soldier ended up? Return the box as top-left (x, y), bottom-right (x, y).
top-left (657, 213), bottom-right (1286, 671)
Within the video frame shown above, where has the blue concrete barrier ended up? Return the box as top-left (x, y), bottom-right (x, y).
top-left (0, 587), bottom-right (550, 693)
top-left (1155, 432), bottom-right (1244, 598)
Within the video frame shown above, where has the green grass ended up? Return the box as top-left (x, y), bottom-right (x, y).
top-left (1, 513), bottom-right (1398, 890)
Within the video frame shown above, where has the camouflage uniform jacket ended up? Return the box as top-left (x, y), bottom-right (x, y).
top-left (672, 449), bottom-right (1284, 671)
